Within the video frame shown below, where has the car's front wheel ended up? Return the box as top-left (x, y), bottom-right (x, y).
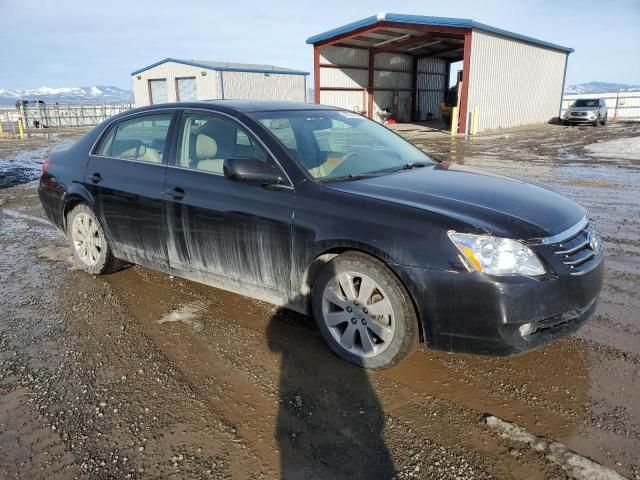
top-left (67, 204), bottom-right (123, 275)
top-left (600, 113), bottom-right (607, 125)
top-left (312, 252), bottom-right (419, 368)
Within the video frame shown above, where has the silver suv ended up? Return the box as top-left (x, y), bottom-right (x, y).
top-left (563, 98), bottom-right (608, 126)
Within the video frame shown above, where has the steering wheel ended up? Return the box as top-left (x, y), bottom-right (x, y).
top-left (328, 152), bottom-right (362, 177)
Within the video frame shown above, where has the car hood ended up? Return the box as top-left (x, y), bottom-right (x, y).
top-left (325, 163), bottom-right (586, 240)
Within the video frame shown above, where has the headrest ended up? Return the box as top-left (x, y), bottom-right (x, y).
top-left (196, 134), bottom-right (217, 160)
top-left (120, 143), bottom-right (146, 159)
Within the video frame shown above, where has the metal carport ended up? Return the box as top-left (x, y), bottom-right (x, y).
top-left (307, 13), bottom-right (573, 134)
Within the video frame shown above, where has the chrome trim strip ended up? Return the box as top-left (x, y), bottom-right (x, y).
top-left (542, 215), bottom-right (589, 245)
top-left (555, 239), bottom-right (589, 256)
top-left (564, 250), bottom-right (595, 266)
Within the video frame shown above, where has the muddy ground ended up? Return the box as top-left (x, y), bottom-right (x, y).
top-left (0, 122), bottom-right (639, 479)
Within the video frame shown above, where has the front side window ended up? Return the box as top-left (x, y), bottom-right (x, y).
top-left (252, 110), bottom-right (432, 180)
top-left (176, 113), bottom-right (268, 174)
top-left (149, 79), bottom-right (168, 104)
top-left (103, 114), bottom-right (172, 163)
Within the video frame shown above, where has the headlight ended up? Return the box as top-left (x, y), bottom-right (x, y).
top-left (448, 232), bottom-right (546, 276)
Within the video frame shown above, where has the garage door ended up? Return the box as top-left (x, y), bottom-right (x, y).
top-left (149, 79), bottom-right (168, 104)
top-left (176, 77), bottom-right (197, 101)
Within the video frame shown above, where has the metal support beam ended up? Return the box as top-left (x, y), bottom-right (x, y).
top-left (367, 49), bottom-right (375, 118)
top-left (458, 31), bottom-right (472, 134)
top-left (374, 33), bottom-right (433, 54)
top-left (314, 46), bottom-right (320, 104)
top-left (411, 56), bottom-right (419, 121)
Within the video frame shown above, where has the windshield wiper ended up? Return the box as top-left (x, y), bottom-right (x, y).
top-left (318, 172), bottom-right (382, 183)
top-left (399, 161), bottom-right (430, 170)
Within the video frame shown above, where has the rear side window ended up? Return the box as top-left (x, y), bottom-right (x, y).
top-left (99, 114), bottom-right (173, 163)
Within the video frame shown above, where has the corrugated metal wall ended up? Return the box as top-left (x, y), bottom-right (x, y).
top-left (467, 30), bottom-right (567, 132)
top-left (221, 71), bottom-right (306, 101)
top-left (318, 46), bottom-right (450, 123)
top-left (319, 46), bottom-right (368, 114)
top-left (132, 62), bottom-right (307, 107)
top-left (416, 57), bottom-right (447, 120)
top-left (132, 62), bottom-right (219, 106)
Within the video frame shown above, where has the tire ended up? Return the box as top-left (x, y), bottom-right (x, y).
top-left (311, 252), bottom-right (419, 369)
top-left (593, 116), bottom-right (599, 127)
top-left (66, 204), bottom-right (123, 275)
top-left (563, 120), bottom-right (569, 126)
top-left (601, 114), bottom-right (607, 125)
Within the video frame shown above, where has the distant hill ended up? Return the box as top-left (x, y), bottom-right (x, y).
top-left (564, 82), bottom-right (640, 94)
top-left (0, 85), bottom-right (133, 107)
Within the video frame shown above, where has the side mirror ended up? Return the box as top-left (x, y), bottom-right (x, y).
top-left (223, 157), bottom-right (284, 185)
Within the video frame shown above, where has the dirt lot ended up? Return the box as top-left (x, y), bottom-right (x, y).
top-left (0, 122), bottom-right (639, 479)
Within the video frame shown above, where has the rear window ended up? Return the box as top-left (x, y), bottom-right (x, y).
top-left (96, 114), bottom-right (173, 163)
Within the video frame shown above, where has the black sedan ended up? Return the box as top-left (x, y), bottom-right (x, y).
top-left (38, 101), bottom-right (604, 368)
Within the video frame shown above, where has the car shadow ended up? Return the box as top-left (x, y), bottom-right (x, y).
top-left (267, 301), bottom-right (396, 478)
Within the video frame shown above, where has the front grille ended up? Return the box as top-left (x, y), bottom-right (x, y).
top-left (572, 112), bottom-right (587, 116)
top-left (549, 221), bottom-right (603, 275)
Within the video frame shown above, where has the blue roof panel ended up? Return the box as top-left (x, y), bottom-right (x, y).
top-left (131, 58), bottom-right (309, 76)
top-left (306, 13), bottom-right (573, 53)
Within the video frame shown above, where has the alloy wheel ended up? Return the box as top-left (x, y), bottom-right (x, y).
top-left (321, 271), bottom-right (395, 358)
top-left (71, 212), bottom-right (102, 267)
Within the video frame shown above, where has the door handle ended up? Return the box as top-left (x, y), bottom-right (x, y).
top-left (89, 173), bottom-right (102, 183)
top-left (167, 187), bottom-right (186, 200)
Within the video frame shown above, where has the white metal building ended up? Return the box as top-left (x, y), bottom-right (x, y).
top-left (307, 13), bottom-right (573, 133)
top-left (131, 58), bottom-right (309, 107)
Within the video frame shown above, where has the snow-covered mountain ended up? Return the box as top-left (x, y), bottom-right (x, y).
top-left (564, 82), bottom-right (640, 94)
top-left (0, 85), bottom-right (133, 106)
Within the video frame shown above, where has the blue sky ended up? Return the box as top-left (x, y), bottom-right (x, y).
top-left (0, 0), bottom-right (638, 90)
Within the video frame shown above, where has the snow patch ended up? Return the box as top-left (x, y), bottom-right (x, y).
top-left (584, 137), bottom-right (640, 161)
top-left (485, 415), bottom-right (627, 480)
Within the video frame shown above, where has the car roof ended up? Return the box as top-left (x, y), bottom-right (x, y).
top-left (126, 100), bottom-right (343, 115)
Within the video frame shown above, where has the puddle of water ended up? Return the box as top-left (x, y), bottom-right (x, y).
top-left (0, 138), bottom-right (74, 189)
top-left (34, 245), bottom-right (79, 271)
top-left (158, 303), bottom-right (205, 332)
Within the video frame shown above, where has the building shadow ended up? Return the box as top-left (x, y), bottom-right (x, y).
top-left (267, 308), bottom-right (396, 479)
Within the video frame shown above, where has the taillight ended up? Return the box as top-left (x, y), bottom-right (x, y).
top-left (41, 155), bottom-right (52, 174)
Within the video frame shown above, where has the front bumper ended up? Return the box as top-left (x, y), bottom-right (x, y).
top-left (564, 115), bottom-right (598, 124)
top-left (396, 255), bottom-right (604, 356)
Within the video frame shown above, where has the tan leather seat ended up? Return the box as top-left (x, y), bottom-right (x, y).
top-left (120, 144), bottom-right (162, 163)
top-left (195, 134), bottom-right (224, 173)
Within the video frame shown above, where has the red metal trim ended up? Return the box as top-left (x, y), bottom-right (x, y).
top-left (411, 56), bottom-right (418, 121)
top-left (319, 87), bottom-right (365, 91)
top-left (458, 31), bottom-right (472, 134)
top-left (367, 50), bottom-right (375, 118)
top-left (319, 63), bottom-right (368, 71)
top-left (444, 61), bottom-right (451, 97)
top-left (314, 46), bottom-right (320, 104)
top-left (320, 87), bottom-right (415, 92)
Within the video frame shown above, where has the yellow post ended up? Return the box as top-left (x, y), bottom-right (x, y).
top-left (0, 118), bottom-right (3, 135)
top-left (450, 106), bottom-right (458, 136)
top-left (18, 118), bottom-right (24, 140)
top-left (471, 105), bottom-right (479, 136)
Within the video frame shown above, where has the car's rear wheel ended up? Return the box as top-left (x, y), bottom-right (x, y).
top-left (67, 204), bottom-right (123, 275)
top-left (600, 114), bottom-right (607, 125)
top-left (311, 252), bottom-right (419, 368)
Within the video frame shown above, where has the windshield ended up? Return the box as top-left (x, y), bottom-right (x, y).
top-left (574, 99), bottom-right (599, 108)
top-left (249, 110), bottom-right (433, 181)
